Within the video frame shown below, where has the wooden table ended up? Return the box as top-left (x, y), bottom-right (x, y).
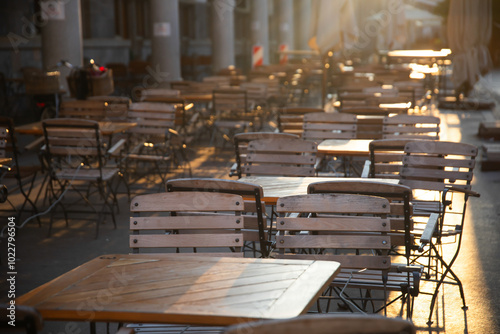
top-left (181, 93), bottom-right (213, 103)
top-left (318, 139), bottom-right (372, 157)
top-left (15, 121), bottom-right (137, 136)
top-left (17, 254), bottom-right (339, 326)
top-left (239, 176), bottom-right (399, 204)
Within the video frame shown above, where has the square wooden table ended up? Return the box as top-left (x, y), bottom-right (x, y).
top-left (238, 176), bottom-right (399, 204)
top-left (318, 139), bottom-right (372, 157)
top-left (15, 121), bottom-right (137, 137)
top-left (17, 254), bottom-right (340, 326)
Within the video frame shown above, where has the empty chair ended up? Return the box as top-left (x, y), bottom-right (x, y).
top-left (383, 114), bottom-right (440, 140)
top-left (399, 140), bottom-right (480, 324)
top-left (275, 193), bottom-right (422, 318)
top-left (230, 132), bottom-right (299, 178)
top-left (242, 137), bottom-right (318, 177)
top-left (122, 102), bottom-right (191, 187)
top-left (307, 180), bottom-right (415, 266)
top-left (223, 314), bottom-right (416, 334)
top-left (302, 112), bottom-right (357, 142)
top-left (59, 100), bottom-right (109, 120)
top-left (277, 107), bottom-right (323, 137)
top-left (129, 191), bottom-right (245, 256)
top-left (166, 178), bottom-right (270, 257)
top-left (42, 118), bottom-right (120, 237)
top-left (364, 138), bottom-right (416, 179)
top-left (211, 88), bottom-right (255, 146)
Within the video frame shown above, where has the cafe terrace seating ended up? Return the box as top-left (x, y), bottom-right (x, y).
top-left (382, 114), bottom-right (441, 140)
top-left (129, 191), bottom-right (245, 256)
top-left (302, 112), bottom-right (357, 175)
top-left (307, 180), bottom-right (416, 268)
top-left (398, 140), bottom-right (480, 323)
top-left (120, 102), bottom-right (191, 190)
top-left (229, 132), bottom-right (299, 178)
top-left (166, 178), bottom-right (270, 257)
top-left (42, 118), bottom-right (120, 237)
top-left (242, 137), bottom-right (318, 177)
top-left (210, 88), bottom-right (255, 147)
top-left (364, 138), bottom-right (417, 179)
top-left (277, 106), bottom-right (324, 137)
top-left (275, 193), bottom-right (423, 318)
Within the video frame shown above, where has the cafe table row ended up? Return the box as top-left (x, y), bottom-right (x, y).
top-left (16, 174), bottom-right (400, 330)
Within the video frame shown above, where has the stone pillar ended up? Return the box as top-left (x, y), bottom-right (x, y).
top-left (295, 0), bottom-right (312, 50)
top-left (278, 0), bottom-right (294, 49)
top-left (212, 0), bottom-right (236, 73)
top-left (150, 0), bottom-right (182, 85)
top-left (41, 0), bottom-right (83, 93)
top-left (277, 0), bottom-right (294, 63)
top-left (250, 0), bottom-right (270, 66)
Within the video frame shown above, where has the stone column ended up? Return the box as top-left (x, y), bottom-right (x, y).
top-left (278, 0), bottom-right (294, 49)
top-left (41, 0), bottom-right (83, 93)
top-left (150, 0), bottom-right (182, 85)
top-left (295, 0), bottom-right (312, 50)
top-left (250, 0), bottom-right (270, 66)
top-left (277, 0), bottom-right (294, 63)
top-left (212, 0), bottom-right (236, 73)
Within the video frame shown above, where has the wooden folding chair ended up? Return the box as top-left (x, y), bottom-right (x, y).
top-left (42, 119), bottom-right (120, 237)
top-left (120, 102), bottom-right (191, 189)
top-left (399, 140), bottom-right (480, 324)
top-left (363, 139), bottom-right (416, 179)
top-left (307, 180), bottom-right (415, 267)
top-left (210, 88), bottom-right (255, 147)
top-left (129, 191), bottom-right (245, 256)
top-left (223, 314), bottom-right (416, 334)
top-left (302, 112), bottom-right (357, 175)
top-left (242, 137), bottom-right (318, 177)
top-left (230, 132), bottom-right (299, 178)
top-left (275, 193), bottom-right (422, 318)
top-left (383, 114), bottom-right (440, 140)
top-left (166, 178), bottom-right (270, 257)
top-left (277, 107), bottom-right (323, 137)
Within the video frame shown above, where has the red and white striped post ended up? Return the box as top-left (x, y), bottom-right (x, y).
top-left (279, 44), bottom-right (288, 65)
top-left (252, 45), bottom-right (264, 69)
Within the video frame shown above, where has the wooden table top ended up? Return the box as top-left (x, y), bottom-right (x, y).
top-left (17, 254), bottom-right (340, 326)
top-left (180, 93), bottom-right (213, 103)
top-left (239, 176), bottom-right (399, 204)
top-left (318, 139), bottom-right (372, 156)
top-left (15, 121), bottom-right (137, 136)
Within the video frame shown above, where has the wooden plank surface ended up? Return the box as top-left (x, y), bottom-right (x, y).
top-left (17, 254), bottom-right (340, 326)
top-left (15, 121), bottom-right (136, 136)
top-left (238, 176), bottom-right (399, 204)
top-left (317, 139), bottom-right (372, 156)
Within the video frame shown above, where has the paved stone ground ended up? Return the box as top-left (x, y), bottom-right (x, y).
top-left (1, 85), bottom-right (500, 333)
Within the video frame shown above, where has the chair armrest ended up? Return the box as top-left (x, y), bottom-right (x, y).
top-left (361, 160), bottom-right (371, 178)
top-left (228, 162), bottom-right (238, 177)
top-left (108, 138), bottom-right (127, 156)
top-left (447, 186), bottom-right (480, 198)
top-left (418, 213), bottom-right (439, 252)
top-left (391, 263), bottom-right (423, 273)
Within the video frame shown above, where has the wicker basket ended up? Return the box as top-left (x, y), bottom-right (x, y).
top-left (90, 69), bottom-right (114, 96)
top-left (23, 71), bottom-right (61, 95)
top-left (67, 69), bottom-right (114, 99)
